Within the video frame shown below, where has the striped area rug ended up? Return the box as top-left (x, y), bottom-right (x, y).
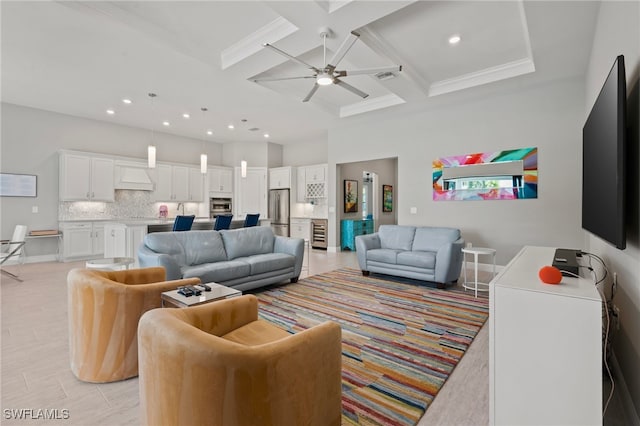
top-left (255, 268), bottom-right (489, 426)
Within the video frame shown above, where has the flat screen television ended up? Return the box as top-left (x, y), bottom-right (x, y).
top-left (582, 55), bottom-right (627, 249)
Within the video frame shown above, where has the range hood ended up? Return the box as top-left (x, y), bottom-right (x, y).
top-left (114, 162), bottom-right (154, 191)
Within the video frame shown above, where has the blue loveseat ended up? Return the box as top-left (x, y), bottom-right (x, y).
top-left (355, 225), bottom-right (465, 288)
top-left (138, 227), bottom-right (303, 292)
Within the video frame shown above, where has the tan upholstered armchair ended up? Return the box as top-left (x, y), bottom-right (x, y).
top-left (138, 294), bottom-right (343, 426)
top-left (67, 267), bottom-right (200, 383)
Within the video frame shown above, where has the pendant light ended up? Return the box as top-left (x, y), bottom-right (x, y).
top-left (147, 93), bottom-right (157, 168)
top-left (200, 108), bottom-right (208, 174)
top-left (241, 160), bottom-right (247, 178)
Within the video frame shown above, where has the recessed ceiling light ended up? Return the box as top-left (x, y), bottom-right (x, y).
top-left (122, 99), bottom-right (132, 104)
top-left (182, 113), bottom-right (190, 119)
top-left (162, 121), bottom-right (170, 126)
top-left (263, 133), bottom-right (270, 139)
top-left (228, 124), bottom-right (235, 130)
top-left (106, 109), bottom-right (115, 115)
top-left (207, 130), bottom-right (213, 135)
top-left (449, 35), bottom-right (461, 45)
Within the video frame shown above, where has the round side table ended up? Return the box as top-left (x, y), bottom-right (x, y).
top-left (86, 257), bottom-right (135, 271)
top-left (462, 247), bottom-right (496, 297)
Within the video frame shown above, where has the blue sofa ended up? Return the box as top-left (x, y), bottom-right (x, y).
top-left (138, 227), bottom-right (304, 292)
top-left (355, 225), bottom-right (464, 288)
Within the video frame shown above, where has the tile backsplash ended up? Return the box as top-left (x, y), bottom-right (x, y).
top-left (59, 190), bottom-right (202, 220)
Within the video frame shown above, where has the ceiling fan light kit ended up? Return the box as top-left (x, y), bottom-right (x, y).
top-left (256, 27), bottom-right (402, 103)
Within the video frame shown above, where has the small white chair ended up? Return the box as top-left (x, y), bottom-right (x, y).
top-left (1, 225), bottom-right (28, 282)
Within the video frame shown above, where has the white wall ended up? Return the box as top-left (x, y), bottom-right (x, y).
top-left (282, 137), bottom-right (328, 166)
top-left (221, 142), bottom-right (268, 168)
top-left (585, 1), bottom-right (640, 420)
top-left (328, 77), bottom-right (585, 264)
top-left (0, 103), bottom-right (223, 250)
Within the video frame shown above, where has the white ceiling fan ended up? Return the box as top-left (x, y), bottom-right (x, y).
top-left (254, 27), bottom-right (402, 103)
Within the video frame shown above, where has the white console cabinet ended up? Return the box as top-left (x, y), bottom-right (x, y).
top-left (490, 246), bottom-right (602, 425)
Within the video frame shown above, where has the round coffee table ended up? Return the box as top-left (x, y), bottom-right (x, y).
top-left (86, 257), bottom-right (135, 271)
top-left (462, 247), bottom-right (496, 297)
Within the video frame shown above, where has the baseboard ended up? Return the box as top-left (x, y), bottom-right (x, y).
top-left (327, 245), bottom-right (339, 253)
top-left (611, 350), bottom-right (640, 426)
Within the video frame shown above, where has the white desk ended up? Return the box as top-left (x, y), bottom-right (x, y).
top-left (489, 246), bottom-right (602, 425)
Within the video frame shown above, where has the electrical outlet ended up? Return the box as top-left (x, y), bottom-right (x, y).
top-left (31, 206), bottom-right (38, 213)
top-left (410, 207), bottom-right (417, 214)
top-left (466, 242), bottom-right (472, 248)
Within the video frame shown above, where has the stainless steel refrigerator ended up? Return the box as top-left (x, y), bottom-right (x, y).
top-left (269, 188), bottom-right (290, 237)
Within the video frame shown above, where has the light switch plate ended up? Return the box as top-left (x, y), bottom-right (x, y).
top-left (32, 206), bottom-right (38, 213)
top-left (410, 207), bottom-right (417, 214)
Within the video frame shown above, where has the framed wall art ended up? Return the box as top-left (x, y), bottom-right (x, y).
top-left (383, 185), bottom-right (393, 212)
top-left (344, 180), bottom-right (358, 213)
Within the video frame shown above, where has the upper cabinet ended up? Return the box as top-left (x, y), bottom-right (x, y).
top-left (60, 153), bottom-right (115, 201)
top-left (209, 166), bottom-right (233, 196)
top-left (296, 164), bottom-right (327, 201)
top-left (188, 168), bottom-right (203, 202)
top-left (152, 164), bottom-right (200, 202)
top-left (234, 167), bottom-right (267, 218)
top-left (269, 166), bottom-right (293, 189)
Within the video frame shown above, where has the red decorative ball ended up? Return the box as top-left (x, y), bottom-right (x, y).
top-left (539, 266), bottom-right (562, 284)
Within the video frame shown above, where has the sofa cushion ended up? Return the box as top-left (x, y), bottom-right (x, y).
top-left (236, 253), bottom-right (295, 276)
top-left (378, 225), bottom-right (416, 251)
top-left (367, 248), bottom-right (402, 265)
top-left (220, 227), bottom-right (275, 260)
top-left (412, 227), bottom-right (460, 252)
top-left (183, 231), bottom-right (228, 265)
top-left (182, 260), bottom-right (250, 283)
top-left (397, 251), bottom-right (436, 269)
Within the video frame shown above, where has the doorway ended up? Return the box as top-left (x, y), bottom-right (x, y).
top-left (362, 171), bottom-right (378, 227)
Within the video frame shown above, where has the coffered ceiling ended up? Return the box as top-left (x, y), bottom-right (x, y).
top-left (1, 1), bottom-right (598, 145)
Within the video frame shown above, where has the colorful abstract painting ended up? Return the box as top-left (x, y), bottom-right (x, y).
top-left (433, 147), bottom-right (538, 201)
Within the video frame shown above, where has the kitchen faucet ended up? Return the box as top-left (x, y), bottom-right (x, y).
top-left (177, 203), bottom-right (185, 215)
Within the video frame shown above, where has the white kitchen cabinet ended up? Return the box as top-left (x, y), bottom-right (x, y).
top-left (296, 167), bottom-right (306, 202)
top-left (297, 163), bottom-right (327, 199)
top-left (152, 164), bottom-right (192, 202)
top-left (61, 222), bottom-right (105, 260)
top-left (305, 165), bottom-right (326, 183)
top-left (490, 246), bottom-right (601, 425)
top-left (59, 154), bottom-right (114, 201)
top-left (269, 167), bottom-right (292, 189)
top-left (234, 167), bottom-right (267, 219)
top-left (172, 166), bottom-right (189, 201)
top-left (105, 223), bottom-right (127, 257)
top-left (209, 167), bottom-right (233, 195)
top-left (290, 218), bottom-right (311, 241)
top-left (105, 223), bottom-right (147, 267)
top-left (188, 167), bottom-right (203, 202)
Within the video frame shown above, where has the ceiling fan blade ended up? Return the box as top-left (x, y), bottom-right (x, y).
top-left (336, 65), bottom-right (403, 77)
top-left (253, 75), bottom-right (316, 82)
top-left (263, 43), bottom-right (320, 72)
top-left (327, 31), bottom-right (360, 69)
top-left (334, 78), bottom-right (369, 99)
top-left (302, 83), bottom-right (320, 103)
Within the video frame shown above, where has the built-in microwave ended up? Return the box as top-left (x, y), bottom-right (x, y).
top-left (210, 198), bottom-right (232, 218)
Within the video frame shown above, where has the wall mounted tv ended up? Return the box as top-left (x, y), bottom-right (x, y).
top-left (0, 173), bottom-right (37, 197)
top-left (582, 55), bottom-right (627, 250)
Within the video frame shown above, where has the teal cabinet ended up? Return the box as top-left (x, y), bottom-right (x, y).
top-left (341, 219), bottom-right (374, 251)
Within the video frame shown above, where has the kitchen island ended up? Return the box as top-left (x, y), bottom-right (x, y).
top-left (60, 217), bottom-right (271, 264)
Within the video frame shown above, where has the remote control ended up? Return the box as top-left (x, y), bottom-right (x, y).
top-left (187, 285), bottom-right (202, 296)
top-left (199, 283), bottom-right (211, 292)
top-left (177, 286), bottom-right (194, 297)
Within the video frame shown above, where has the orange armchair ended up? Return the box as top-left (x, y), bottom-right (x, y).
top-left (138, 294), bottom-right (343, 426)
top-left (67, 267), bottom-right (200, 383)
